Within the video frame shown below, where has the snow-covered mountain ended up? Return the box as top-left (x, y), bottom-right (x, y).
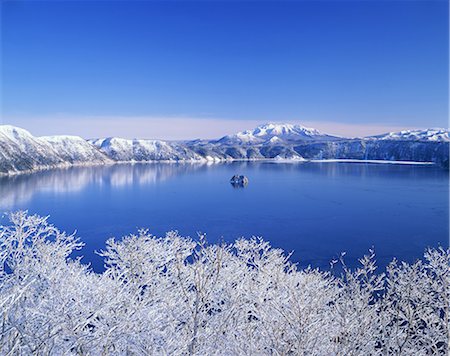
top-left (0, 123), bottom-right (448, 175)
top-left (370, 129), bottom-right (450, 142)
top-left (42, 135), bottom-right (112, 163)
top-left (0, 125), bottom-right (111, 174)
top-left (216, 123), bottom-right (340, 145)
top-left (90, 137), bottom-right (204, 162)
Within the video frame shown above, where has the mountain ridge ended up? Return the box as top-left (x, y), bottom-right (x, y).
top-left (215, 123), bottom-right (342, 145)
top-left (0, 123), bottom-right (448, 175)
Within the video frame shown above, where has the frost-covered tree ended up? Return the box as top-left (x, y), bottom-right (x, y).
top-left (0, 211), bottom-right (448, 355)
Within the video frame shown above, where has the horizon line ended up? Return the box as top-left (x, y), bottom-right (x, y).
top-left (1, 116), bottom-right (446, 141)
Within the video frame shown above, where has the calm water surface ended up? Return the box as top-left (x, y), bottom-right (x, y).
top-left (0, 162), bottom-right (448, 272)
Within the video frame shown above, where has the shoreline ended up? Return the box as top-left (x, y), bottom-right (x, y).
top-left (0, 158), bottom-right (438, 177)
top-left (308, 159), bottom-right (435, 165)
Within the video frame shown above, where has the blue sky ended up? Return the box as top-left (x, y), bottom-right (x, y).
top-left (1, 0), bottom-right (448, 139)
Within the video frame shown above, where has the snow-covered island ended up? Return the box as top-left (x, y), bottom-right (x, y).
top-left (0, 123), bottom-right (448, 175)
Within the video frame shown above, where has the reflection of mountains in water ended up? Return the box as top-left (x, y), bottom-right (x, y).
top-left (0, 163), bottom-right (208, 208)
top-left (1, 161), bottom-right (446, 209)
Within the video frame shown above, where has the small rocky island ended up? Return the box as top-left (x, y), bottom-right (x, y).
top-left (230, 175), bottom-right (249, 187)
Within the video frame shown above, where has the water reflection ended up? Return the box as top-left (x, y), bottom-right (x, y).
top-left (0, 163), bottom-right (206, 208)
top-left (0, 161), bottom-right (447, 272)
top-left (0, 162), bottom-right (446, 209)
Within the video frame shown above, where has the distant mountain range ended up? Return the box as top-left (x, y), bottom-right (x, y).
top-left (0, 123), bottom-right (448, 174)
top-left (215, 123), bottom-right (340, 145)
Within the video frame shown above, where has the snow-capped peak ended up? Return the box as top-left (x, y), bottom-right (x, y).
top-left (252, 123), bottom-right (321, 137)
top-left (0, 125), bottom-right (36, 142)
top-left (218, 122), bottom-right (337, 145)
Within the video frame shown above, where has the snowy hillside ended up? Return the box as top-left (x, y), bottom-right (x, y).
top-left (0, 126), bottom-right (111, 174)
top-left (370, 129), bottom-right (450, 142)
top-left (0, 125), bottom-right (67, 174)
top-left (0, 123), bottom-right (449, 174)
top-left (42, 135), bottom-right (112, 163)
top-left (91, 137), bottom-right (204, 161)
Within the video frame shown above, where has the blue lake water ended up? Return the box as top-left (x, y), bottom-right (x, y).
top-left (0, 162), bottom-right (448, 272)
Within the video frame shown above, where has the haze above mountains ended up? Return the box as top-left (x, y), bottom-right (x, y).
top-left (0, 123), bottom-right (448, 175)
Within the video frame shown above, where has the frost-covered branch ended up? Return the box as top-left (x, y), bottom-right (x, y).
top-left (0, 212), bottom-right (448, 355)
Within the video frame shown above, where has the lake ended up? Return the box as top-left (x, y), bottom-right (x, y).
top-left (0, 161), bottom-right (448, 272)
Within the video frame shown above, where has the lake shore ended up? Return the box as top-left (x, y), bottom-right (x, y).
top-left (0, 157), bottom-right (438, 177)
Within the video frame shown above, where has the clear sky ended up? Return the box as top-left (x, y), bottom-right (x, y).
top-left (1, 0), bottom-right (448, 139)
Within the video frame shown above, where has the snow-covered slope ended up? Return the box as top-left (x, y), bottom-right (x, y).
top-left (217, 123), bottom-right (340, 145)
top-left (0, 126), bottom-right (111, 174)
top-left (370, 129), bottom-right (450, 142)
top-left (0, 123), bottom-right (449, 175)
top-left (90, 137), bottom-right (204, 161)
top-left (0, 126), bottom-right (64, 174)
top-left (42, 135), bottom-right (112, 163)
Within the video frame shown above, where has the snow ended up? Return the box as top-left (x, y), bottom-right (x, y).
top-left (91, 137), bottom-right (206, 162)
top-left (0, 211), bottom-right (448, 354)
top-left (0, 126), bottom-right (113, 175)
top-left (310, 159), bottom-right (435, 165)
top-left (0, 123), bottom-right (448, 175)
top-left (41, 135), bottom-right (86, 142)
top-left (0, 125), bottom-right (35, 141)
top-left (218, 122), bottom-right (339, 144)
top-left (272, 155), bottom-right (307, 162)
top-left (370, 128), bottom-right (449, 142)
top-left (267, 136), bottom-right (282, 144)
top-left (40, 135), bottom-right (112, 163)
top-left (252, 122), bottom-right (321, 138)
top-left (0, 125), bottom-right (45, 151)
